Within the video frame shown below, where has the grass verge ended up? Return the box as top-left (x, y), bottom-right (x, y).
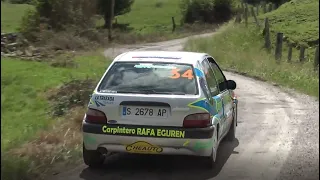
top-left (1, 2), bottom-right (34, 32)
top-left (184, 23), bottom-right (319, 98)
top-left (1, 51), bottom-right (111, 180)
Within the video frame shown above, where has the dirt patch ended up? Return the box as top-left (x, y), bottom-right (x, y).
top-left (46, 79), bottom-right (96, 117)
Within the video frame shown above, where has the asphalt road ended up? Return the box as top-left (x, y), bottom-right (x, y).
top-left (48, 31), bottom-right (319, 180)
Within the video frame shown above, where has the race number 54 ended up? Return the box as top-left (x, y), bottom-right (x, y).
top-left (170, 69), bottom-right (194, 80)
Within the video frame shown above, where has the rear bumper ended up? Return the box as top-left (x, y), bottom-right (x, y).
top-left (83, 123), bottom-right (216, 157)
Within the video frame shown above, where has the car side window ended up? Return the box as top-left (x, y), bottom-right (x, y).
top-left (201, 59), bottom-right (219, 96)
top-left (207, 57), bottom-right (227, 92)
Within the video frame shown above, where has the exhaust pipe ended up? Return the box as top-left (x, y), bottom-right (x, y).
top-left (97, 147), bottom-right (108, 155)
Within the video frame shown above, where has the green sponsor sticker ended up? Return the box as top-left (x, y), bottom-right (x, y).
top-left (83, 134), bottom-right (96, 145)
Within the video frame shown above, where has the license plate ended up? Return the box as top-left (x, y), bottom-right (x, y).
top-left (122, 106), bottom-right (169, 118)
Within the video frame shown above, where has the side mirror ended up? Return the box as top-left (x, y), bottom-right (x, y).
top-left (226, 80), bottom-right (236, 90)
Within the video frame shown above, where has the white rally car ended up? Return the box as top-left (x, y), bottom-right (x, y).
top-left (82, 51), bottom-right (238, 168)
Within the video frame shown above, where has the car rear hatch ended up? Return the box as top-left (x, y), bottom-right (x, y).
top-left (88, 61), bottom-right (207, 127)
top-left (91, 93), bottom-right (201, 127)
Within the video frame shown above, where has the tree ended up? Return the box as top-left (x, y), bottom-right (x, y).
top-left (97, 0), bottom-right (134, 28)
top-left (266, 0), bottom-right (290, 7)
top-left (243, 0), bottom-right (290, 7)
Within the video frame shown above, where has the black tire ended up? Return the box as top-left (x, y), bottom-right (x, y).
top-left (83, 144), bottom-right (105, 168)
top-left (202, 131), bottom-right (217, 169)
top-left (226, 107), bottom-right (237, 141)
top-left (202, 153), bottom-right (215, 169)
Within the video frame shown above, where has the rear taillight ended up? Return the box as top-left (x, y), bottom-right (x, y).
top-left (85, 108), bottom-right (107, 124)
top-left (183, 113), bottom-right (211, 128)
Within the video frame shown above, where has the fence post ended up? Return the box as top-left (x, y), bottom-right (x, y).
top-left (263, 3), bottom-right (267, 13)
top-left (171, 17), bottom-right (176, 32)
top-left (250, 6), bottom-right (255, 16)
top-left (299, 46), bottom-right (306, 62)
top-left (314, 46), bottom-right (319, 70)
top-left (241, 2), bottom-right (244, 12)
top-left (264, 18), bottom-right (271, 52)
top-left (244, 5), bottom-right (248, 27)
top-left (245, 3), bottom-right (249, 14)
top-left (235, 5), bottom-right (242, 23)
top-left (251, 7), bottom-right (260, 28)
top-left (287, 44), bottom-right (293, 62)
top-left (268, 4), bottom-right (273, 12)
top-left (275, 33), bottom-right (283, 61)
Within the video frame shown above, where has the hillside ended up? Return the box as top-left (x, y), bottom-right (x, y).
top-left (1, 2), bottom-right (34, 32)
top-left (2, 0), bottom-right (182, 34)
top-left (185, 0), bottom-right (319, 97)
top-left (259, 0), bottom-right (319, 46)
top-left (105, 0), bottom-right (182, 34)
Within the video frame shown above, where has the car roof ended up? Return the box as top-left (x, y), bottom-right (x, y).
top-left (113, 51), bottom-right (209, 66)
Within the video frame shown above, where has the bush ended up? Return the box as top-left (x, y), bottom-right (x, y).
top-left (35, 0), bottom-right (97, 30)
top-left (9, 0), bottom-right (35, 4)
top-left (19, 9), bottom-right (41, 40)
top-left (97, 0), bottom-right (134, 28)
top-left (19, 0), bottom-right (97, 41)
top-left (180, 0), bottom-right (236, 24)
top-left (244, 0), bottom-right (290, 6)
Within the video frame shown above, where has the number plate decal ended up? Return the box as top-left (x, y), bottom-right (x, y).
top-left (121, 106), bottom-right (169, 118)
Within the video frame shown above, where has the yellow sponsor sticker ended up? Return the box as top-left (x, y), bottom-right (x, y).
top-left (101, 126), bottom-right (185, 138)
top-left (125, 141), bottom-right (163, 154)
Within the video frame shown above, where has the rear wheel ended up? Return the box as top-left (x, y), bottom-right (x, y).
top-left (83, 144), bottom-right (105, 168)
top-left (202, 150), bottom-right (215, 169)
top-left (202, 131), bottom-right (218, 169)
top-left (226, 106), bottom-right (237, 141)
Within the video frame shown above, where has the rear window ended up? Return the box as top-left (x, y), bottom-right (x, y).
top-left (98, 62), bottom-right (198, 95)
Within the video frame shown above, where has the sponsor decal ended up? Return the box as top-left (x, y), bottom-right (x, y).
top-left (101, 126), bottom-right (185, 138)
top-left (126, 141), bottom-right (163, 154)
top-left (134, 63), bottom-right (176, 69)
top-left (194, 140), bottom-right (214, 151)
top-left (183, 139), bottom-right (214, 151)
top-left (188, 96), bottom-right (223, 115)
top-left (83, 134), bottom-right (96, 145)
top-left (94, 96), bottom-right (114, 101)
top-left (194, 68), bottom-right (205, 77)
top-left (132, 56), bottom-right (181, 60)
top-left (188, 98), bottom-right (215, 115)
top-left (183, 140), bottom-right (190, 147)
top-left (90, 95), bottom-right (115, 107)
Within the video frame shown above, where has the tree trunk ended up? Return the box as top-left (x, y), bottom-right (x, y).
top-left (108, 0), bottom-right (115, 41)
top-left (104, 13), bottom-right (111, 28)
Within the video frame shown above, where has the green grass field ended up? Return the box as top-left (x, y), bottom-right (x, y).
top-left (1, 52), bottom-right (111, 180)
top-left (185, 0), bottom-right (319, 98)
top-left (259, 0), bottom-right (319, 46)
top-left (1, 53), bottom-right (109, 151)
top-left (97, 0), bottom-right (182, 34)
top-left (2, 0), bottom-right (182, 34)
top-left (1, 2), bottom-right (34, 32)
